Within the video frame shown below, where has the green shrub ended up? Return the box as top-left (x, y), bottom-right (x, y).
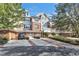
top-left (42, 32), bottom-right (49, 37)
top-left (74, 40), bottom-right (79, 44)
top-left (0, 37), bottom-right (8, 45)
top-left (51, 33), bottom-right (56, 35)
top-left (49, 35), bottom-right (79, 45)
top-left (50, 35), bottom-right (70, 43)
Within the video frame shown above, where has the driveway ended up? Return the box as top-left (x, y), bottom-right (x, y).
top-left (3, 38), bottom-right (79, 48)
top-left (0, 38), bottom-right (79, 56)
top-left (3, 38), bottom-right (56, 47)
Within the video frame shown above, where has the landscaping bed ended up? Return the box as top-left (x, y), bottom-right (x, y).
top-left (49, 35), bottom-right (79, 45)
top-left (0, 38), bottom-right (8, 45)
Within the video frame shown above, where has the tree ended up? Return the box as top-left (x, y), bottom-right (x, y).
top-left (55, 3), bottom-right (79, 37)
top-left (0, 3), bottom-right (24, 29)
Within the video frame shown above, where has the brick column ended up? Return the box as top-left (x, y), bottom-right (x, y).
top-left (39, 19), bottom-right (41, 31)
top-left (31, 18), bottom-right (33, 31)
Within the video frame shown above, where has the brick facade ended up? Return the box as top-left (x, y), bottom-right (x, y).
top-left (0, 30), bottom-right (42, 40)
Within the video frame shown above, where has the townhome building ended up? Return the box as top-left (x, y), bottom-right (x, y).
top-left (0, 10), bottom-right (51, 40)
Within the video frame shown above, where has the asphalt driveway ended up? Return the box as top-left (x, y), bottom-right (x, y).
top-left (0, 38), bottom-right (79, 56)
top-left (3, 38), bottom-right (79, 48)
top-left (3, 38), bottom-right (56, 47)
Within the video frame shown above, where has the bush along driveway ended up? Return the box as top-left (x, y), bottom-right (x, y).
top-left (49, 35), bottom-right (79, 45)
top-left (0, 38), bottom-right (8, 47)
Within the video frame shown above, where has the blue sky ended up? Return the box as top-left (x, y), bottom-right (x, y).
top-left (21, 3), bottom-right (56, 16)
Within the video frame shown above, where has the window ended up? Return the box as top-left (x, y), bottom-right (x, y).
top-left (24, 17), bottom-right (32, 30)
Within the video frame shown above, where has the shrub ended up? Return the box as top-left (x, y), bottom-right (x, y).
top-left (51, 33), bottom-right (56, 35)
top-left (49, 35), bottom-right (79, 45)
top-left (42, 32), bottom-right (49, 38)
top-left (0, 37), bottom-right (8, 45)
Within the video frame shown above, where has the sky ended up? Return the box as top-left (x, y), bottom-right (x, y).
top-left (21, 3), bottom-right (56, 16)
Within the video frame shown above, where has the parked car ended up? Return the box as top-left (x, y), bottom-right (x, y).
top-left (18, 32), bottom-right (26, 40)
top-left (34, 34), bottom-right (41, 39)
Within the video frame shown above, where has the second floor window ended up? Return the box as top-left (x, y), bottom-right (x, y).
top-left (24, 17), bottom-right (32, 30)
